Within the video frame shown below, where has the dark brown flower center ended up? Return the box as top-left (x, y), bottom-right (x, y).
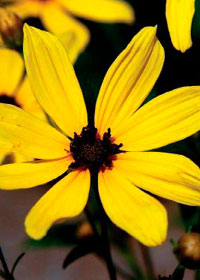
top-left (0, 94), bottom-right (20, 107)
top-left (69, 126), bottom-right (123, 173)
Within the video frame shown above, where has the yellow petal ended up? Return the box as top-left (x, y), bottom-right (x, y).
top-left (99, 168), bottom-right (167, 246)
top-left (0, 149), bottom-right (7, 164)
top-left (115, 152), bottom-right (200, 205)
top-left (23, 24), bottom-right (88, 137)
top-left (95, 26), bottom-right (164, 136)
top-left (15, 76), bottom-right (47, 121)
top-left (41, 4), bottom-right (90, 64)
top-left (7, 1), bottom-right (42, 18)
top-left (0, 104), bottom-right (69, 159)
top-left (0, 157), bottom-right (71, 190)
top-left (116, 86), bottom-right (200, 151)
top-left (0, 49), bottom-right (24, 96)
top-left (166, 0), bottom-right (195, 52)
top-left (59, 0), bottom-right (134, 23)
top-left (25, 170), bottom-right (90, 239)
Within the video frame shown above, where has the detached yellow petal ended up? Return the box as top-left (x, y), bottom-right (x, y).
top-left (23, 25), bottom-right (88, 137)
top-left (60, 0), bottom-right (134, 23)
top-left (95, 26), bottom-right (164, 136)
top-left (99, 168), bottom-right (167, 246)
top-left (25, 170), bottom-right (90, 240)
top-left (0, 49), bottom-right (24, 96)
top-left (115, 152), bottom-right (200, 205)
top-left (41, 4), bottom-right (90, 64)
top-left (166, 0), bottom-right (195, 52)
top-left (0, 104), bottom-right (69, 159)
top-left (15, 76), bottom-right (47, 121)
top-left (116, 86), bottom-right (200, 151)
top-left (0, 157), bottom-right (71, 190)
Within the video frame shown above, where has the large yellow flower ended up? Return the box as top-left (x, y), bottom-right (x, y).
top-left (7, 0), bottom-right (134, 55)
top-left (166, 0), bottom-right (195, 52)
top-left (1, 25), bottom-right (200, 246)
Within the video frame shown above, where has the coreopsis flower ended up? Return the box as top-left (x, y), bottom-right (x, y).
top-left (6, 0), bottom-right (134, 59)
top-left (166, 0), bottom-right (195, 52)
top-left (1, 25), bottom-right (200, 247)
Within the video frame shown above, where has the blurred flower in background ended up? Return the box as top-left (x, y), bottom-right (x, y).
top-left (166, 0), bottom-right (195, 52)
top-left (4, 0), bottom-right (135, 60)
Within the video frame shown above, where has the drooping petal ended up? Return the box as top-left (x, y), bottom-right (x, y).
top-left (59, 0), bottom-right (134, 23)
top-left (41, 4), bottom-right (90, 64)
top-left (166, 0), bottom-right (195, 52)
top-left (25, 170), bottom-right (90, 240)
top-left (0, 157), bottom-right (72, 189)
top-left (15, 76), bottom-right (47, 121)
top-left (115, 86), bottom-right (200, 151)
top-left (95, 26), bottom-right (164, 136)
top-left (0, 49), bottom-right (24, 96)
top-left (0, 104), bottom-right (69, 159)
top-left (7, 1), bottom-right (42, 18)
top-left (23, 24), bottom-right (88, 137)
top-left (99, 168), bottom-right (167, 246)
top-left (115, 152), bottom-right (200, 205)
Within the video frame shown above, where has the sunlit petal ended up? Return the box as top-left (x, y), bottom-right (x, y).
top-left (95, 26), bottom-right (164, 136)
top-left (166, 0), bottom-right (195, 52)
top-left (23, 25), bottom-right (88, 137)
top-left (25, 170), bottom-right (90, 239)
top-left (99, 168), bottom-right (167, 246)
top-left (115, 152), bottom-right (200, 205)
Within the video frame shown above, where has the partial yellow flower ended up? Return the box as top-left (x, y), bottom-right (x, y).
top-left (1, 25), bottom-right (200, 247)
top-left (166, 0), bottom-right (195, 52)
top-left (0, 48), bottom-right (46, 163)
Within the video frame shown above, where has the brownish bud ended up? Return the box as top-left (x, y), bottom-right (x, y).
top-left (76, 222), bottom-right (94, 239)
top-left (0, 8), bottom-right (23, 48)
top-left (174, 233), bottom-right (200, 269)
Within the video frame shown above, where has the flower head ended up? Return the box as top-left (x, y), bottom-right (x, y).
top-left (1, 25), bottom-right (200, 246)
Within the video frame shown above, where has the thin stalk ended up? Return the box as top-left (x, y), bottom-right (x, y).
top-left (91, 172), bottom-right (117, 280)
top-left (0, 246), bottom-right (14, 280)
top-left (139, 243), bottom-right (155, 280)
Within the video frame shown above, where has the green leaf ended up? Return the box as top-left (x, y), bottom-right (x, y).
top-left (63, 240), bottom-right (100, 269)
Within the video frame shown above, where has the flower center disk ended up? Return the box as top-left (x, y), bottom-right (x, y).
top-left (69, 126), bottom-right (123, 172)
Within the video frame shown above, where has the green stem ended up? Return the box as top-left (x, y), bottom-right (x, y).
top-left (0, 247), bottom-right (14, 280)
top-left (91, 172), bottom-right (117, 280)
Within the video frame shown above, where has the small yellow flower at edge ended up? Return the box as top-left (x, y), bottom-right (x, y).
top-left (1, 25), bottom-right (200, 247)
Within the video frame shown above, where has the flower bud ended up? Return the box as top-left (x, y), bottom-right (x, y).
top-left (76, 222), bottom-right (93, 239)
top-left (0, 8), bottom-right (23, 48)
top-left (174, 233), bottom-right (200, 269)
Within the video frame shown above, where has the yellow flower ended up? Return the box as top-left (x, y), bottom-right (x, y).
top-left (7, 0), bottom-right (134, 58)
top-left (0, 48), bottom-right (46, 163)
top-left (1, 25), bottom-right (200, 246)
top-left (166, 0), bottom-right (195, 52)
